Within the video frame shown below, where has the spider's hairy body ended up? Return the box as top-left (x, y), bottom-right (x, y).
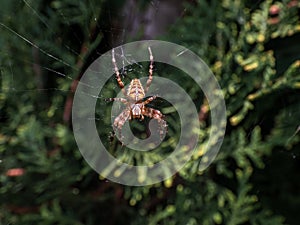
top-left (110, 47), bottom-right (167, 142)
top-left (127, 78), bottom-right (145, 101)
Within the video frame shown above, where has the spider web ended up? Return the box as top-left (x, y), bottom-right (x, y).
top-left (0, 0), bottom-right (190, 156)
top-left (0, 1), bottom-right (186, 106)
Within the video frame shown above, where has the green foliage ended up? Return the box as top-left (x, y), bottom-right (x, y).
top-left (1, 0), bottom-right (299, 224)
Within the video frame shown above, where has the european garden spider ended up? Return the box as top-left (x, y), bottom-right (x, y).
top-left (108, 47), bottom-right (167, 141)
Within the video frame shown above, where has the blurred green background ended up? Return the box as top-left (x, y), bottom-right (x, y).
top-left (0, 0), bottom-right (299, 224)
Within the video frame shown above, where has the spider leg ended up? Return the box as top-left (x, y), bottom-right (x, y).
top-left (144, 107), bottom-right (167, 140)
top-left (106, 97), bottom-right (128, 104)
top-left (112, 48), bottom-right (126, 95)
top-left (145, 46), bottom-right (154, 93)
top-left (113, 108), bottom-right (131, 142)
top-left (142, 95), bottom-right (157, 105)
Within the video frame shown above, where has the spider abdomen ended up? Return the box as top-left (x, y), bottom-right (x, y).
top-left (127, 79), bottom-right (145, 101)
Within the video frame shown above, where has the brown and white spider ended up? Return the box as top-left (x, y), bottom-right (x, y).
top-left (108, 47), bottom-right (167, 141)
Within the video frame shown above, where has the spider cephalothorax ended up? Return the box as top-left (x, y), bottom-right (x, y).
top-left (108, 47), bottom-right (167, 141)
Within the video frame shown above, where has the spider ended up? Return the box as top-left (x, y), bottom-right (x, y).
top-left (108, 47), bottom-right (167, 142)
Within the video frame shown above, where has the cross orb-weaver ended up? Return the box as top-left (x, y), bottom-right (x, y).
top-left (108, 47), bottom-right (167, 142)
